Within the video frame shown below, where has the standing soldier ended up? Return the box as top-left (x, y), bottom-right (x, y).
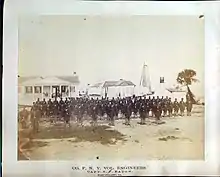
top-left (107, 101), bottom-right (115, 126)
top-left (30, 102), bottom-right (40, 133)
top-left (41, 98), bottom-right (47, 118)
top-left (139, 101), bottom-right (146, 125)
top-left (173, 98), bottom-right (179, 116)
top-left (47, 99), bottom-right (53, 119)
top-left (91, 102), bottom-right (98, 126)
top-left (155, 102), bottom-right (162, 121)
top-left (59, 98), bottom-right (65, 120)
top-left (167, 98), bottom-right (173, 117)
top-left (19, 107), bottom-right (29, 129)
top-left (179, 98), bottom-right (186, 116)
top-left (124, 101), bottom-right (132, 125)
top-left (186, 99), bottom-right (193, 116)
top-left (64, 101), bottom-right (71, 127)
top-left (78, 103), bottom-right (85, 125)
top-left (162, 98), bottom-right (168, 117)
top-left (52, 98), bottom-right (59, 123)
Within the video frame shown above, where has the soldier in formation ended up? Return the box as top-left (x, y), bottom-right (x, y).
top-left (28, 94), bottom-right (194, 127)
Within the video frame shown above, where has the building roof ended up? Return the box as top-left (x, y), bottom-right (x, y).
top-left (18, 76), bottom-right (41, 84)
top-left (18, 75), bottom-right (80, 85)
top-left (90, 79), bottom-right (136, 88)
top-left (57, 76), bottom-right (80, 84)
top-left (20, 76), bottom-right (74, 86)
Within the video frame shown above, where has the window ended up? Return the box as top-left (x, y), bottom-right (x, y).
top-left (61, 86), bottom-right (67, 93)
top-left (34, 86), bottom-right (42, 93)
top-left (25, 86), bottom-right (33, 94)
top-left (70, 86), bottom-right (75, 92)
top-left (160, 77), bottom-right (165, 83)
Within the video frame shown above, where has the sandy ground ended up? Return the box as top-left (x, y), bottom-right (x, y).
top-left (21, 105), bottom-right (204, 160)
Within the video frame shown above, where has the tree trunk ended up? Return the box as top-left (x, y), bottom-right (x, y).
top-left (186, 85), bottom-right (196, 104)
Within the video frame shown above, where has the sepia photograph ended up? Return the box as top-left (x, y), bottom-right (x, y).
top-left (17, 15), bottom-right (204, 161)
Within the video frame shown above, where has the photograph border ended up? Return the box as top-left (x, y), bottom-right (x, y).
top-left (3, 0), bottom-right (220, 176)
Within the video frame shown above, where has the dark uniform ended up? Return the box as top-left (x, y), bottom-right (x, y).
top-left (52, 99), bottom-right (59, 122)
top-left (41, 99), bottom-right (47, 117)
top-left (173, 99), bottom-right (179, 116)
top-left (107, 102), bottom-right (115, 126)
top-left (64, 102), bottom-right (71, 126)
top-left (30, 102), bottom-right (40, 133)
top-left (167, 99), bottom-right (173, 117)
top-left (124, 101), bottom-right (132, 125)
top-left (139, 102), bottom-right (146, 124)
top-left (47, 99), bottom-right (53, 118)
top-left (59, 98), bottom-right (65, 119)
top-left (19, 108), bottom-right (29, 129)
top-left (155, 102), bottom-right (162, 120)
top-left (186, 100), bottom-right (193, 116)
top-left (92, 103), bottom-right (99, 125)
top-left (179, 98), bottom-right (185, 116)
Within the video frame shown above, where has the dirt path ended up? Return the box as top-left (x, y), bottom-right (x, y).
top-left (21, 106), bottom-right (204, 160)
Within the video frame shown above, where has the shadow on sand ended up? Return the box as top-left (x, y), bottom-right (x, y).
top-left (33, 125), bottom-right (127, 145)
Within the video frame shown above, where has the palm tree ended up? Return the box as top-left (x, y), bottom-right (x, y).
top-left (176, 69), bottom-right (199, 103)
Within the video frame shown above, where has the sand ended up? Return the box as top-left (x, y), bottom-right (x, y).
top-left (20, 105), bottom-right (204, 160)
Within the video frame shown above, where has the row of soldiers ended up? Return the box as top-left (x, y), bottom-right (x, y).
top-left (19, 95), bottom-right (193, 128)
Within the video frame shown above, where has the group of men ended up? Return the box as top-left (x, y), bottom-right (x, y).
top-left (19, 95), bottom-right (193, 128)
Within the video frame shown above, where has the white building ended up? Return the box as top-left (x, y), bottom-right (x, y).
top-left (89, 79), bottom-right (136, 99)
top-left (18, 75), bottom-right (80, 105)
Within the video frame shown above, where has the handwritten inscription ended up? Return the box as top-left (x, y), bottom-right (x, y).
top-left (72, 165), bottom-right (147, 176)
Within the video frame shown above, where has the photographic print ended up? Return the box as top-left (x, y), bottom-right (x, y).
top-left (17, 15), bottom-right (205, 161)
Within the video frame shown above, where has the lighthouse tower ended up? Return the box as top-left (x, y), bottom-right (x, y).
top-left (139, 62), bottom-right (154, 96)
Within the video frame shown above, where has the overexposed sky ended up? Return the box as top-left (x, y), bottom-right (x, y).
top-left (18, 15), bottom-right (204, 95)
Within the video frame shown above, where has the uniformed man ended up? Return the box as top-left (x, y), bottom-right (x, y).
top-left (64, 102), bottom-right (71, 127)
top-left (107, 101), bottom-right (115, 126)
top-left (186, 99), bottom-right (193, 116)
top-left (162, 99), bottom-right (167, 117)
top-left (47, 99), bottom-right (53, 118)
top-left (58, 98), bottom-right (65, 120)
top-left (167, 98), bottom-right (173, 117)
top-left (52, 98), bottom-right (59, 123)
top-left (90, 102), bottom-right (98, 126)
top-left (41, 98), bottom-right (47, 118)
top-left (19, 107), bottom-right (29, 129)
top-left (139, 101), bottom-right (146, 124)
top-left (155, 102), bottom-right (162, 121)
top-left (179, 98), bottom-right (186, 116)
top-left (173, 98), bottom-right (179, 116)
top-left (30, 102), bottom-right (40, 133)
top-left (124, 101), bottom-right (132, 125)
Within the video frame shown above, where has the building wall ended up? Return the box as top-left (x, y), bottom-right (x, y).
top-left (18, 84), bottom-right (79, 105)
